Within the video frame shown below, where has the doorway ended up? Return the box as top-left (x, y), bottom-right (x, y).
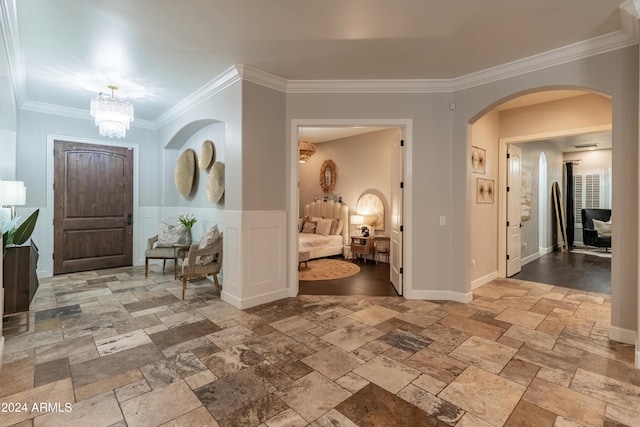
top-left (50, 138), bottom-right (137, 275)
top-left (289, 119), bottom-right (411, 298)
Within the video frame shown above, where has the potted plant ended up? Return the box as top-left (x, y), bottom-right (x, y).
top-left (2, 209), bottom-right (39, 256)
top-left (178, 213), bottom-right (197, 245)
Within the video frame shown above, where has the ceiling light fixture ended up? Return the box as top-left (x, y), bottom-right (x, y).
top-left (572, 143), bottom-right (599, 149)
top-left (90, 85), bottom-right (134, 138)
top-left (299, 140), bottom-right (316, 163)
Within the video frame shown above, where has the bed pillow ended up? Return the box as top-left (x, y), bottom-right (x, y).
top-left (157, 222), bottom-right (187, 247)
top-left (592, 218), bottom-right (612, 237)
top-left (330, 218), bottom-right (344, 235)
top-left (302, 221), bottom-right (317, 233)
top-left (316, 218), bottom-right (333, 236)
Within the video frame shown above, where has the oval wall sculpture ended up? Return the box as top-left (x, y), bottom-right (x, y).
top-left (198, 140), bottom-right (215, 170)
top-left (175, 148), bottom-right (196, 197)
top-left (208, 161), bottom-right (225, 203)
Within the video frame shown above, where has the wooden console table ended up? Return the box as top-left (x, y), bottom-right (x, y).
top-left (3, 239), bottom-right (39, 330)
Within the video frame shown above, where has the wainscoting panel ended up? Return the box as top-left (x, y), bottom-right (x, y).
top-left (221, 210), bottom-right (288, 309)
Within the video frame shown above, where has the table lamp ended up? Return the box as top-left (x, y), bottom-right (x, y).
top-left (351, 214), bottom-right (364, 236)
top-left (0, 180), bottom-right (27, 220)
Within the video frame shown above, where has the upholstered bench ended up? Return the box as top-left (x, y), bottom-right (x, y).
top-left (298, 250), bottom-right (311, 270)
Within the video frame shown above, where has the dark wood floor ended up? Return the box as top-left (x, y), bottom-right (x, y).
top-left (513, 249), bottom-right (611, 294)
top-left (299, 257), bottom-right (399, 296)
top-left (300, 249), bottom-right (610, 297)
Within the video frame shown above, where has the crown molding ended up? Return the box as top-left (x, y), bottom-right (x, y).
top-left (621, 0), bottom-right (640, 18)
top-left (237, 65), bottom-right (288, 92)
top-left (153, 65), bottom-right (242, 128)
top-left (20, 100), bottom-right (156, 129)
top-left (286, 79), bottom-right (452, 94)
top-left (452, 29), bottom-right (637, 91)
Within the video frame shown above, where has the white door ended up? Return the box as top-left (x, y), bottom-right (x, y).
top-left (390, 139), bottom-right (404, 294)
top-left (507, 144), bottom-right (522, 276)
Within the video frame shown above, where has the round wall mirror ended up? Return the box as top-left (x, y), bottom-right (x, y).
top-left (319, 159), bottom-right (337, 193)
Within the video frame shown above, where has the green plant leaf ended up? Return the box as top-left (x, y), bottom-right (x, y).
top-left (11, 209), bottom-right (39, 246)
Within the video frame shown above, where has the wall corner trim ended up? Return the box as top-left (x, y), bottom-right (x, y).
top-left (609, 325), bottom-right (637, 345)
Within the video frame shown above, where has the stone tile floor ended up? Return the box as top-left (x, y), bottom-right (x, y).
top-left (0, 265), bottom-right (639, 426)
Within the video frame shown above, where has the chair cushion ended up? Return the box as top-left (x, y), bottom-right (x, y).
top-left (592, 219), bottom-right (612, 237)
top-left (199, 225), bottom-right (222, 265)
top-left (145, 247), bottom-right (175, 258)
top-left (157, 222), bottom-right (188, 247)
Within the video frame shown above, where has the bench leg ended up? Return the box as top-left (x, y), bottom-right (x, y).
top-left (145, 258), bottom-right (149, 277)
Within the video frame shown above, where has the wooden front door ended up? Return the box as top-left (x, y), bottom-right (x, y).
top-left (54, 140), bottom-right (133, 274)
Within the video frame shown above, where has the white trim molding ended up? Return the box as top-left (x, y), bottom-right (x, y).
top-left (408, 290), bottom-right (473, 304)
top-left (471, 271), bottom-right (499, 290)
top-left (609, 325), bottom-right (637, 345)
top-left (521, 252), bottom-right (540, 266)
top-left (221, 209), bottom-right (288, 309)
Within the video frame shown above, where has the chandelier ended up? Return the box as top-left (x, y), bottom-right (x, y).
top-left (90, 85), bottom-right (134, 138)
top-left (299, 140), bottom-right (316, 163)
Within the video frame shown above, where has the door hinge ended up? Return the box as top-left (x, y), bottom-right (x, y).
top-left (399, 267), bottom-right (404, 274)
top-left (507, 221), bottom-right (510, 226)
top-left (400, 140), bottom-right (404, 147)
top-left (400, 182), bottom-right (404, 189)
top-left (507, 153), bottom-right (511, 159)
top-left (507, 254), bottom-right (510, 260)
top-left (400, 225), bottom-right (404, 232)
top-left (52, 253), bottom-right (54, 260)
top-left (507, 186), bottom-right (510, 192)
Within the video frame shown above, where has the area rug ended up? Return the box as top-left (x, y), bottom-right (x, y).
top-left (299, 259), bottom-right (361, 281)
top-left (570, 248), bottom-right (612, 258)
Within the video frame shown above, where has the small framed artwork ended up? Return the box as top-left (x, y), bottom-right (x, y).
top-left (477, 178), bottom-right (494, 204)
top-left (471, 146), bottom-right (486, 174)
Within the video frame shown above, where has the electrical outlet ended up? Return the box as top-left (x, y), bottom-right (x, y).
top-left (440, 216), bottom-right (446, 225)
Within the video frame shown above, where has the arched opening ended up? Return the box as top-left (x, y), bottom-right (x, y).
top-left (469, 89), bottom-right (612, 293)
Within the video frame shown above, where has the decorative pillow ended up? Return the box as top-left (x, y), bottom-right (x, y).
top-left (592, 219), bottom-right (612, 237)
top-left (302, 221), bottom-right (317, 233)
top-left (316, 218), bottom-right (333, 236)
top-left (298, 217), bottom-right (304, 232)
top-left (330, 219), bottom-right (344, 235)
top-left (157, 222), bottom-right (187, 247)
top-left (199, 225), bottom-right (222, 265)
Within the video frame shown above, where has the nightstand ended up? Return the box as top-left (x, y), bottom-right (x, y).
top-left (350, 236), bottom-right (374, 263)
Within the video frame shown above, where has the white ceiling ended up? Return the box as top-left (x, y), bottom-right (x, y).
top-left (0, 0), bottom-right (633, 125)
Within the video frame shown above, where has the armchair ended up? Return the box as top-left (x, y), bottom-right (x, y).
top-left (144, 235), bottom-right (178, 277)
top-left (581, 208), bottom-right (611, 251)
top-left (180, 232), bottom-right (223, 300)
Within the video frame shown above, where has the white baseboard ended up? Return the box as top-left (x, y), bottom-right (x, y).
top-left (221, 288), bottom-right (291, 309)
top-left (539, 246), bottom-right (553, 256)
top-left (636, 350), bottom-right (640, 369)
top-left (407, 289), bottom-right (473, 303)
top-left (0, 336), bottom-right (4, 371)
top-left (609, 325), bottom-right (636, 345)
top-left (521, 252), bottom-right (540, 266)
top-left (471, 271), bottom-right (499, 290)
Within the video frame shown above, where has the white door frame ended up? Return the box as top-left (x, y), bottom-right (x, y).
top-left (288, 119), bottom-right (413, 298)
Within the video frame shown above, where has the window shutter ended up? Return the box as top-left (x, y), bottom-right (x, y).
top-left (573, 174), bottom-right (583, 224)
top-left (585, 174), bottom-right (600, 209)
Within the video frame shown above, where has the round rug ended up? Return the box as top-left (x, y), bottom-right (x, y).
top-left (299, 259), bottom-right (360, 281)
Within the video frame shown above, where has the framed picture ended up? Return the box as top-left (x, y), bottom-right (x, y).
top-left (477, 178), bottom-right (494, 204)
top-left (471, 146), bottom-right (486, 174)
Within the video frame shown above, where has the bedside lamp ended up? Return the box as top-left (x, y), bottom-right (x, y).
top-left (0, 180), bottom-right (26, 220)
top-left (351, 214), bottom-right (364, 236)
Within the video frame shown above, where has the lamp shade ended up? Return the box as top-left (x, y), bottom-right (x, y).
top-left (350, 215), bottom-right (364, 226)
top-left (0, 181), bottom-right (26, 206)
